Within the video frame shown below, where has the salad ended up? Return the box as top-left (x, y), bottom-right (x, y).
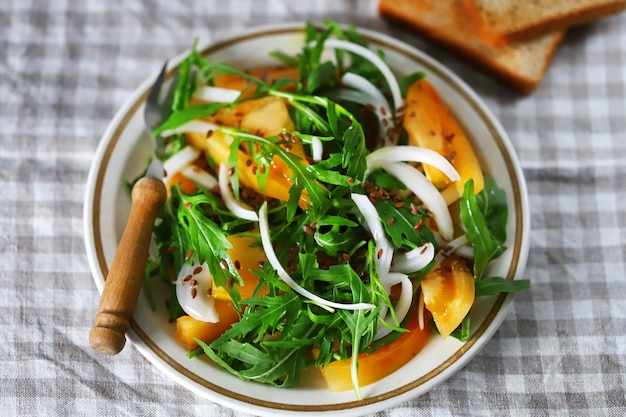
top-left (140, 21), bottom-right (529, 399)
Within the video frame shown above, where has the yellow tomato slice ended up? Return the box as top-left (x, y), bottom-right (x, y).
top-left (420, 256), bottom-right (475, 338)
top-left (319, 309), bottom-right (432, 392)
top-left (174, 299), bottom-right (240, 350)
top-left (404, 79), bottom-right (484, 196)
top-left (211, 234), bottom-right (268, 301)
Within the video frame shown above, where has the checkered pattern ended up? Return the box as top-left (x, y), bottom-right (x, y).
top-left (1, 1), bottom-right (624, 416)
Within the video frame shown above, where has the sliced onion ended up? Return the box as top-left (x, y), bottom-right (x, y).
top-left (161, 119), bottom-right (220, 137)
top-left (175, 260), bottom-right (219, 323)
top-left (366, 146), bottom-right (460, 182)
top-left (417, 289), bottom-right (425, 331)
top-left (321, 39), bottom-right (402, 110)
top-left (379, 162), bottom-right (454, 241)
top-left (181, 165), bottom-right (218, 190)
top-left (192, 85), bottom-right (241, 103)
top-left (311, 136), bottom-right (323, 162)
top-left (258, 202), bottom-right (375, 311)
top-left (218, 164), bottom-right (258, 221)
top-left (351, 193), bottom-right (393, 280)
top-left (391, 242), bottom-right (435, 274)
top-left (333, 88), bottom-right (371, 106)
top-left (341, 72), bottom-right (393, 143)
top-left (435, 234), bottom-right (474, 262)
top-left (375, 272), bottom-right (413, 340)
top-left (163, 146), bottom-right (201, 181)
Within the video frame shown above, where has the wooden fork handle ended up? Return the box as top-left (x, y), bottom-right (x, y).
top-left (89, 177), bottom-right (167, 355)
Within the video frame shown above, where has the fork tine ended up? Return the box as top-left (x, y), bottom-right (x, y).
top-left (144, 61), bottom-right (170, 133)
top-left (146, 61), bottom-right (168, 106)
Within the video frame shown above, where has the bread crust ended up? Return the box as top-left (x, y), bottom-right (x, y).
top-left (378, 0), bottom-right (566, 93)
top-left (463, 0), bottom-right (626, 45)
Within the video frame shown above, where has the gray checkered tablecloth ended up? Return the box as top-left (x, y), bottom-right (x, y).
top-left (1, 1), bottom-right (625, 416)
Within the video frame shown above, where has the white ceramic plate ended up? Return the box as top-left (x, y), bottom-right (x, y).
top-left (84, 23), bottom-right (530, 417)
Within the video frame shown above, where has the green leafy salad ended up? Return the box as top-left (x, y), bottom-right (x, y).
top-left (141, 21), bottom-right (529, 399)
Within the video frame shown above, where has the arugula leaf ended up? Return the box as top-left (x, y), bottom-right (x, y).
top-left (152, 102), bottom-right (229, 137)
top-left (201, 292), bottom-right (319, 387)
top-left (171, 187), bottom-right (244, 305)
top-left (399, 71), bottom-right (426, 97)
top-left (459, 179), bottom-right (506, 279)
top-left (477, 176), bottom-right (508, 244)
top-left (475, 276), bottom-right (530, 296)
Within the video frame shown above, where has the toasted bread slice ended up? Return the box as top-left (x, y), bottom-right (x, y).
top-left (378, 0), bottom-right (566, 93)
top-left (462, 0), bottom-right (626, 45)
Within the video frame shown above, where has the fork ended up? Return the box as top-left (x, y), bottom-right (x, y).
top-left (89, 62), bottom-right (174, 355)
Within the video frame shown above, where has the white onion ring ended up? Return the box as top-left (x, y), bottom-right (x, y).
top-left (321, 39), bottom-right (403, 110)
top-left (391, 242), bottom-right (435, 274)
top-left (218, 164), bottom-right (258, 221)
top-left (181, 165), bottom-right (218, 190)
top-left (374, 272), bottom-right (413, 340)
top-left (377, 161), bottom-right (454, 241)
top-left (192, 85), bottom-right (241, 103)
top-left (365, 146), bottom-right (460, 182)
top-left (163, 146), bottom-right (201, 181)
top-left (341, 72), bottom-right (393, 144)
top-left (311, 136), bottom-right (323, 162)
top-left (351, 193), bottom-right (393, 280)
top-left (258, 203), bottom-right (375, 311)
top-left (161, 119), bottom-right (220, 137)
top-left (175, 260), bottom-right (219, 323)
